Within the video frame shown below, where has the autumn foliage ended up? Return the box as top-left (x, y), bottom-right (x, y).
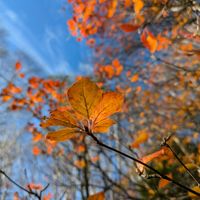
top-left (1, 0), bottom-right (200, 199)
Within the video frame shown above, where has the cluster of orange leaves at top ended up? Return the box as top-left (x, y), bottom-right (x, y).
top-left (67, 0), bottom-right (144, 37)
top-left (67, 0), bottom-right (171, 53)
top-left (41, 78), bottom-right (124, 142)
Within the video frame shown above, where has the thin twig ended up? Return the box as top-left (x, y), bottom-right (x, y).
top-left (0, 169), bottom-right (40, 199)
top-left (163, 143), bottom-right (200, 186)
top-left (86, 131), bottom-right (200, 197)
top-left (0, 169), bottom-right (49, 199)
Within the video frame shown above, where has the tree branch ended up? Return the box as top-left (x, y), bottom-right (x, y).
top-left (86, 131), bottom-right (200, 197)
top-left (0, 169), bottom-right (49, 199)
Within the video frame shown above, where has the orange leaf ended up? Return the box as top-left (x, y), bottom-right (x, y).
top-left (15, 61), bottom-right (22, 71)
top-left (29, 77), bottom-right (41, 89)
top-left (46, 127), bottom-right (80, 142)
top-left (102, 65), bottom-right (115, 79)
top-left (74, 159), bottom-right (86, 168)
top-left (88, 192), bottom-right (105, 200)
top-left (130, 130), bottom-right (148, 148)
top-left (8, 83), bottom-right (22, 94)
top-left (2, 95), bottom-right (12, 102)
top-left (93, 118), bottom-right (116, 133)
top-left (41, 110), bottom-right (77, 128)
top-left (133, 0), bottom-right (144, 14)
top-left (32, 132), bottom-right (43, 142)
top-left (188, 186), bottom-right (200, 198)
top-left (158, 173), bottom-right (172, 188)
top-left (112, 59), bottom-right (123, 76)
top-left (107, 0), bottom-right (117, 18)
top-left (136, 148), bottom-right (166, 174)
top-left (43, 193), bottom-right (53, 200)
top-left (120, 23), bottom-right (140, 32)
top-left (76, 144), bottom-right (86, 153)
top-left (13, 192), bottom-right (20, 200)
top-left (32, 146), bottom-right (41, 156)
top-left (99, 0), bottom-right (106, 3)
top-left (18, 73), bottom-right (25, 78)
top-left (124, 0), bottom-right (132, 7)
top-left (68, 78), bottom-right (103, 119)
top-left (130, 74), bottom-right (139, 82)
top-left (91, 92), bottom-right (124, 125)
top-left (42, 78), bottom-right (123, 141)
top-left (27, 183), bottom-right (43, 190)
top-left (141, 29), bottom-right (157, 53)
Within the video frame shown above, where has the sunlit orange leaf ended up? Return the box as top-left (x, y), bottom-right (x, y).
top-left (67, 19), bottom-right (77, 36)
top-left (120, 23), bottom-right (140, 32)
top-left (88, 191), bottom-right (105, 200)
top-left (13, 192), bottom-right (20, 200)
top-left (74, 159), bottom-right (86, 168)
top-left (130, 74), bottom-right (139, 82)
top-left (68, 78), bottom-right (103, 119)
top-left (26, 183), bottom-right (43, 190)
top-left (136, 86), bottom-right (142, 93)
top-left (32, 146), bottom-right (41, 156)
top-left (124, 0), bottom-right (132, 7)
top-left (107, 0), bottom-right (117, 18)
top-left (41, 110), bottom-right (77, 128)
top-left (29, 77), bottom-right (41, 89)
top-left (136, 148), bottom-right (166, 174)
top-left (43, 193), bottom-right (53, 200)
top-left (133, 0), bottom-right (144, 14)
top-left (8, 83), bottom-right (22, 94)
top-left (130, 129), bottom-right (148, 148)
top-left (188, 186), bottom-right (200, 198)
top-left (91, 92), bottom-right (123, 124)
top-left (32, 132), bottom-right (43, 142)
top-left (2, 95), bottom-right (12, 102)
top-left (76, 144), bottom-right (86, 153)
top-left (112, 59), bottom-right (123, 76)
top-left (99, 0), bottom-right (106, 3)
top-left (45, 139), bottom-right (57, 154)
top-left (46, 128), bottom-right (80, 142)
top-left (42, 78), bottom-right (123, 141)
top-left (141, 29), bottom-right (157, 53)
top-left (158, 173), bottom-right (172, 188)
top-left (102, 65), bottom-right (115, 79)
top-left (15, 61), bottom-right (22, 71)
top-left (93, 118), bottom-right (116, 133)
top-left (74, 3), bottom-right (85, 14)
top-left (156, 34), bottom-right (171, 51)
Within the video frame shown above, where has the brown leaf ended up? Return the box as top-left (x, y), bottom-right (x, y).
top-left (120, 23), bottom-right (140, 32)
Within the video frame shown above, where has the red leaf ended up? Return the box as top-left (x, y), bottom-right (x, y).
top-left (120, 23), bottom-right (140, 32)
top-left (15, 61), bottom-right (22, 71)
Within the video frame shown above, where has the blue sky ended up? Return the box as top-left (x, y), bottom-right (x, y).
top-left (0, 0), bottom-right (93, 76)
